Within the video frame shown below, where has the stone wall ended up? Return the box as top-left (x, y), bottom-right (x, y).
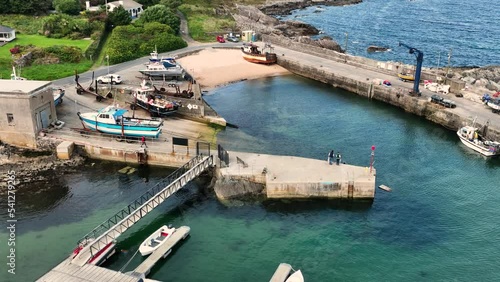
top-left (277, 56), bottom-right (500, 141)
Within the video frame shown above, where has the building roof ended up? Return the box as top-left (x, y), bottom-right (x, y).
top-left (0, 80), bottom-right (51, 95)
top-left (0, 25), bottom-right (14, 33)
top-left (108, 0), bottom-right (142, 10)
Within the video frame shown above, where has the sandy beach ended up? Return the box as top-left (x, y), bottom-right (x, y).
top-left (177, 48), bottom-right (289, 89)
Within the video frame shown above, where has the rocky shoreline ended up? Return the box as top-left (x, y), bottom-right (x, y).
top-left (0, 140), bottom-right (85, 189)
top-left (259, 0), bottom-right (362, 16)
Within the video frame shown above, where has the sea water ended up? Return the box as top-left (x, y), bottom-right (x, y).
top-left (2, 75), bottom-right (499, 281)
top-left (279, 0), bottom-right (500, 67)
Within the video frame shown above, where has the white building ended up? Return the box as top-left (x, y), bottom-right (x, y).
top-left (85, 0), bottom-right (143, 18)
top-left (0, 25), bottom-right (16, 42)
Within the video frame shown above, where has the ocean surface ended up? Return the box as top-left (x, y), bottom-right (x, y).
top-left (278, 0), bottom-right (500, 67)
top-left (1, 74), bottom-right (500, 281)
top-left (1, 1), bottom-right (500, 280)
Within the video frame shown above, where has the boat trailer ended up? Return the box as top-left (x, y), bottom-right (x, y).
top-left (75, 70), bottom-right (112, 102)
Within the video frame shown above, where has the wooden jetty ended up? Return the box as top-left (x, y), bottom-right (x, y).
top-left (36, 258), bottom-right (159, 282)
top-left (129, 226), bottom-right (191, 279)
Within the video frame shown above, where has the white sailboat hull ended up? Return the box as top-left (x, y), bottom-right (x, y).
top-left (139, 225), bottom-right (176, 256)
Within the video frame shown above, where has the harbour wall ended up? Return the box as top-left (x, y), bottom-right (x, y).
top-left (270, 46), bottom-right (500, 141)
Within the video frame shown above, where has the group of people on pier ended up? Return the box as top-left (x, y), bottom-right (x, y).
top-left (328, 150), bottom-right (342, 165)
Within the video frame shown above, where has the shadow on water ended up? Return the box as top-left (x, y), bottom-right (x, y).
top-left (262, 198), bottom-right (374, 213)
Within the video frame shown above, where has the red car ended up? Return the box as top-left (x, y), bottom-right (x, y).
top-left (216, 35), bottom-right (225, 43)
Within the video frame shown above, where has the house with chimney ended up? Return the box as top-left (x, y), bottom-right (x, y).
top-left (85, 0), bottom-right (143, 18)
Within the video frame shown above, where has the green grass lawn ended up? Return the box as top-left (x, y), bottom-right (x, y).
top-left (0, 34), bottom-right (93, 80)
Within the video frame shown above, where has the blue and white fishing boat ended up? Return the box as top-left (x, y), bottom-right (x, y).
top-left (77, 105), bottom-right (163, 138)
top-left (149, 49), bottom-right (178, 68)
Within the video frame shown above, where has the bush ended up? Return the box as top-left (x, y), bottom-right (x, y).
top-left (44, 45), bottom-right (83, 63)
top-left (106, 24), bottom-right (187, 64)
top-left (137, 4), bottom-right (180, 34)
top-left (53, 0), bottom-right (81, 15)
top-left (10, 47), bottom-right (20, 54)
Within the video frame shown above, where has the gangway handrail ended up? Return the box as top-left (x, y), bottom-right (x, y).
top-left (77, 154), bottom-right (207, 246)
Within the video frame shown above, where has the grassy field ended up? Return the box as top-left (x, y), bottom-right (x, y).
top-left (0, 34), bottom-right (93, 80)
top-left (180, 0), bottom-right (265, 42)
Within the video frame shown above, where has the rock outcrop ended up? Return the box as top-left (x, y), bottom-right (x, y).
top-left (259, 0), bottom-right (363, 16)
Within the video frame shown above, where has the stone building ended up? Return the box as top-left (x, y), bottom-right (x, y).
top-left (0, 80), bottom-right (57, 148)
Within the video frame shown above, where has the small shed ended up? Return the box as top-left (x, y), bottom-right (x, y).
top-left (0, 80), bottom-right (57, 148)
top-left (0, 25), bottom-right (16, 42)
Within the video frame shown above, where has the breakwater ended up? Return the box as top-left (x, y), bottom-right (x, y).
top-left (262, 35), bottom-right (500, 141)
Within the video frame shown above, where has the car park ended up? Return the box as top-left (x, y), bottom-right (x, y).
top-left (96, 74), bottom-right (122, 84)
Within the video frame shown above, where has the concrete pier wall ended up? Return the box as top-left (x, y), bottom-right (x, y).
top-left (214, 151), bottom-right (376, 200)
top-left (83, 144), bottom-right (193, 167)
top-left (276, 57), bottom-right (500, 142)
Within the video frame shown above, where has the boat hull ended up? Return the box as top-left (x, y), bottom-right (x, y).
top-left (398, 73), bottom-right (414, 81)
top-left (78, 115), bottom-right (162, 138)
top-left (242, 52), bottom-right (277, 65)
top-left (139, 225), bottom-right (176, 256)
top-left (134, 98), bottom-right (178, 117)
top-left (457, 131), bottom-right (499, 157)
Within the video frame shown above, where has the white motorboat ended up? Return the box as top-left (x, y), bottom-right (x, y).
top-left (139, 225), bottom-right (176, 256)
top-left (286, 269), bottom-right (304, 282)
top-left (457, 126), bottom-right (500, 157)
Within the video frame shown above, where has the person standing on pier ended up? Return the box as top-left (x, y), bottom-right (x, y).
top-left (336, 152), bottom-right (342, 165)
top-left (328, 150), bottom-right (334, 165)
top-left (141, 136), bottom-right (147, 148)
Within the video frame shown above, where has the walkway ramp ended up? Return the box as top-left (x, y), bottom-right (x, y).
top-left (130, 226), bottom-right (191, 278)
top-left (71, 155), bottom-right (212, 266)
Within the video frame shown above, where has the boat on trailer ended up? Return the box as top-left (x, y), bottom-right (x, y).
top-left (241, 43), bottom-right (277, 65)
top-left (77, 105), bottom-right (163, 138)
top-left (139, 225), bottom-right (176, 256)
top-left (457, 125), bottom-right (500, 157)
top-left (131, 81), bottom-right (180, 117)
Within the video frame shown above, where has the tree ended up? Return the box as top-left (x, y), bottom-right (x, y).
top-left (6, 0), bottom-right (52, 15)
top-left (138, 4), bottom-right (180, 33)
top-left (108, 6), bottom-right (131, 27)
top-left (159, 0), bottom-right (181, 10)
top-left (53, 0), bottom-right (81, 15)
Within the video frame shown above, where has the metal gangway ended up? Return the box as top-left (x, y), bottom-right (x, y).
top-left (71, 154), bottom-right (213, 266)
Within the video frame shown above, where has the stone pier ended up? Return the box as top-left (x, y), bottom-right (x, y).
top-left (214, 151), bottom-right (376, 200)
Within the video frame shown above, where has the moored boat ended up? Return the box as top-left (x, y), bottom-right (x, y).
top-left (286, 269), bottom-right (304, 282)
top-left (87, 241), bottom-right (116, 266)
top-left (132, 82), bottom-right (180, 117)
top-left (457, 125), bottom-right (500, 157)
top-left (139, 225), bottom-right (176, 256)
top-left (241, 43), bottom-right (277, 65)
top-left (77, 105), bottom-right (163, 138)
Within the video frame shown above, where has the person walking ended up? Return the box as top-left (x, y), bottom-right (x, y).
top-left (328, 150), bottom-right (334, 165)
top-left (336, 152), bottom-right (341, 165)
top-left (140, 136), bottom-right (147, 148)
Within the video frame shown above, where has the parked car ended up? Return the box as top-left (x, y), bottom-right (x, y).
top-left (226, 36), bottom-right (239, 42)
top-left (430, 94), bottom-right (456, 108)
top-left (216, 35), bottom-right (225, 43)
top-left (96, 74), bottom-right (122, 84)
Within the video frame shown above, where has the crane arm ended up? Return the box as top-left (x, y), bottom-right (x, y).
top-left (399, 42), bottom-right (424, 95)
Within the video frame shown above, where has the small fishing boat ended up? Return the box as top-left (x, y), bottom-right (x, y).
top-left (286, 269), bottom-right (304, 282)
top-left (77, 105), bottom-right (163, 138)
top-left (149, 49), bottom-right (178, 67)
top-left (87, 241), bottom-right (116, 266)
top-left (397, 73), bottom-right (415, 82)
top-left (53, 87), bottom-right (65, 106)
top-left (132, 82), bottom-right (180, 117)
top-left (241, 43), bottom-right (277, 65)
top-left (457, 125), bottom-right (500, 157)
top-left (139, 225), bottom-right (176, 256)
top-left (139, 61), bottom-right (184, 78)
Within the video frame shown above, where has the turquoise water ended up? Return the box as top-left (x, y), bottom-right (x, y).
top-left (280, 0), bottom-right (500, 66)
top-left (2, 75), bottom-right (500, 281)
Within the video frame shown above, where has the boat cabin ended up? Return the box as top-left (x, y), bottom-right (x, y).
top-left (243, 43), bottom-right (261, 55)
